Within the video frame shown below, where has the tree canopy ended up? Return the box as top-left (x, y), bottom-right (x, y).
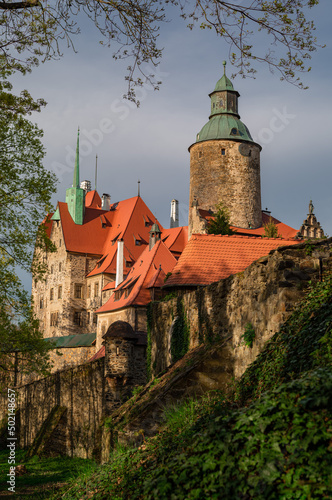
top-left (0, 73), bottom-right (57, 379)
top-left (0, 0), bottom-right (322, 101)
top-left (207, 202), bottom-right (234, 235)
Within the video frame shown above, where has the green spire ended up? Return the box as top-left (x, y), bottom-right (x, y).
top-left (73, 127), bottom-right (80, 188)
top-left (65, 128), bottom-right (85, 225)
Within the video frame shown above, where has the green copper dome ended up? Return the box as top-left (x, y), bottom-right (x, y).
top-left (196, 114), bottom-right (253, 143)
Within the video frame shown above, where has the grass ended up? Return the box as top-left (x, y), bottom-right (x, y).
top-left (0, 450), bottom-right (97, 498)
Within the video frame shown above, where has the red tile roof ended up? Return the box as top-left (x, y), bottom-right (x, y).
top-left (87, 345), bottom-right (105, 362)
top-left (162, 226), bottom-right (188, 255)
top-left (87, 196), bottom-right (166, 277)
top-left (198, 210), bottom-right (298, 240)
top-left (231, 213), bottom-right (298, 239)
top-left (164, 234), bottom-right (301, 287)
top-left (97, 240), bottom-right (177, 314)
top-left (85, 190), bottom-right (101, 209)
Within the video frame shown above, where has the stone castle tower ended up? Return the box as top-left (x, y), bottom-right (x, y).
top-left (188, 62), bottom-right (262, 236)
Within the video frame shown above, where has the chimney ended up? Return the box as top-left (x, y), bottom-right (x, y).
top-left (115, 240), bottom-right (124, 287)
top-left (80, 180), bottom-right (92, 193)
top-left (101, 193), bottom-right (111, 211)
top-left (170, 199), bottom-right (179, 228)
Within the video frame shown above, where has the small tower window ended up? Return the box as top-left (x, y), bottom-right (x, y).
top-left (50, 288), bottom-right (54, 301)
top-left (221, 149), bottom-right (226, 156)
top-left (199, 151), bottom-right (203, 158)
top-left (116, 346), bottom-right (120, 356)
top-left (58, 285), bottom-right (62, 299)
top-left (74, 284), bottom-right (83, 299)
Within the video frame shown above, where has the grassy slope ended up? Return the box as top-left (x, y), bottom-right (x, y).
top-left (0, 451), bottom-right (97, 498)
top-left (53, 275), bottom-right (332, 499)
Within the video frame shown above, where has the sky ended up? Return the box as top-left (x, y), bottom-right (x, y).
top-left (10, 1), bottom-right (332, 289)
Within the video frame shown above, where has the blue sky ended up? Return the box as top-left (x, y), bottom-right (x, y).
top-left (10, 1), bottom-right (332, 289)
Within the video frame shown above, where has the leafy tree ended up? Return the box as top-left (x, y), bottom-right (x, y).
top-left (0, 72), bottom-right (57, 380)
top-left (263, 216), bottom-right (280, 238)
top-left (0, 0), bottom-right (322, 102)
top-left (207, 202), bottom-right (234, 235)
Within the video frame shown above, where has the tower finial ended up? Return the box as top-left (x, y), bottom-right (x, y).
top-left (73, 127), bottom-right (80, 188)
top-left (138, 179), bottom-right (140, 197)
top-left (95, 154), bottom-right (98, 191)
top-left (222, 60), bottom-right (227, 75)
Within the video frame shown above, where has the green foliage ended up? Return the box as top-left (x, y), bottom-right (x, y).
top-left (305, 241), bottom-right (315, 255)
top-left (160, 291), bottom-right (177, 302)
top-left (0, 0), bottom-right (322, 99)
top-left (171, 297), bottom-right (190, 362)
top-left (164, 272), bottom-right (172, 283)
top-left (241, 322), bottom-right (255, 348)
top-left (0, 73), bottom-right (56, 378)
top-left (262, 217), bottom-right (280, 238)
top-left (237, 273), bottom-right (332, 403)
top-left (207, 202), bottom-right (234, 236)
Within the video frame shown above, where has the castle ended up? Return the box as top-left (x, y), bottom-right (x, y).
top-left (1, 63), bottom-right (328, 460)
top-left (32, 62), bottom-right (324, 371)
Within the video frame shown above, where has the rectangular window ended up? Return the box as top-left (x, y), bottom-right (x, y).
top-left (73, 311), bottom-right (83, 326)
top-left (221, 149), bottom-right (226, 156)
top-left (74, 284), bottom-right (83, 299)
top-left (93, 313), bottom-right (97, 325)
top-left (50, 265), bottom-right (54, 274)
top-left (50, 288), bottom-right (54, 301)
top-left (58, 286), bottom-right (62, 299)
top-left (59, 262), bottom-right (62, 272)
top-left (87, 312), bottom-right (90, 324)
top-left (87, 285), bottom-right (91, 298)
top-left (40, 298), bottom-right (44, 309)
top-left (50, 312), bottom-right (58, 326)
top-left (94, 283), bottom-right (99, 297)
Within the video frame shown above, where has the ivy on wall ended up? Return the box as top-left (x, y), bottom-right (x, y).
top-left (171, 297), bottom-right (190, 363)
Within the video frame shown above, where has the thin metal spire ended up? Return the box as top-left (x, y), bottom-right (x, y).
top-left (223, 60), bottom-right (227, 75)
top-left (95, 154), bottom-right (98, 191)
top-left (138, 179), bottom-right (140, 197)
top-left (73, 127), bottom-right (80, 188)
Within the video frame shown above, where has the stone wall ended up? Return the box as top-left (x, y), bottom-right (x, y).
top-left (150, 240), bottom-right (332, 379)
top-left (48, 346), bottom-right (96, 373)
top-left (189, 140), bottom-right (262, 236)
top-left (32, 218), bottom-right (101, 338)
top-left (1, 359), bottom-right (105, 458)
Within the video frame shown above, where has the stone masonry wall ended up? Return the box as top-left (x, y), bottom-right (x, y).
top-left (0, 359), bottom-right (105, 458)
top-left (32, 218), bottom-right (100, 339)
top-left (150, 239), bottom-right (332, 379)
top-left (189, 140), bottom-right (262, 236)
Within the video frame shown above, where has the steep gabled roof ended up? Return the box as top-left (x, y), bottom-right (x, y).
top-left (57, 202), bottom-right (110, 255)
top-left (162, 226), bottom-right (188, 255)
top-left (87, 196), bottom-right (165, 277)
top-left (164, 234), bottom-right (301, 288)
top-left (85, 190), bottom-right (101, 209)
top-left (96, 240), bottom-right (177, 314)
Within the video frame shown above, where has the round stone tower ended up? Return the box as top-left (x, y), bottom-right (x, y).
top-left (188, 62), bottom-right (262, 236)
